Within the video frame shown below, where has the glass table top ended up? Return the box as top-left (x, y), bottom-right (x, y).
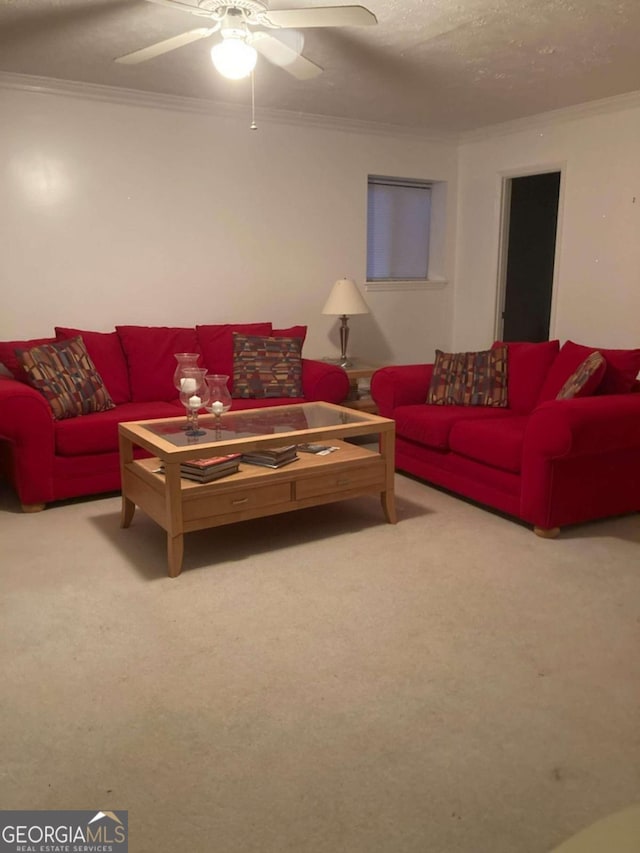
top-left (142, 402), bottom-right (372, 448)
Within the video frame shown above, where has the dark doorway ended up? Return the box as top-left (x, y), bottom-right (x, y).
top-left (500, 171), bottom-right (561, 342)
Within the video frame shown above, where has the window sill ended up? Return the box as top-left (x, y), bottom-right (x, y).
top-left (365, 279), bottom-right (448, 292)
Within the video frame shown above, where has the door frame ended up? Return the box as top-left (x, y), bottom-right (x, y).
top-left (493, 162), bottom-right (566, 341)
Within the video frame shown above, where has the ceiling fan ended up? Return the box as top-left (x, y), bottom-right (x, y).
top-left (115, 0), bottom-right (377, 81)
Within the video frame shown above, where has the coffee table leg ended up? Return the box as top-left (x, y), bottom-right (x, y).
top-left (119, 433), bottom-right (136, 528)
top-left (379, 428), bottom-right (397, 524)
top-left (167, 534), bottom-right (184, 578)
top-left (381, 492), bottom-right (397, 524)
top-left (121, 498), bottom-right (136, 529)
top-left (164, 462), bottom-right (185, 577)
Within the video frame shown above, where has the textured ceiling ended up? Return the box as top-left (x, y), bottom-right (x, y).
top-left (1, 0), bottom-right (640, 132)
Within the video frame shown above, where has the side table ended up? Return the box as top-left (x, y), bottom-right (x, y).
top-left (341, 362), bottom-right (385, 414)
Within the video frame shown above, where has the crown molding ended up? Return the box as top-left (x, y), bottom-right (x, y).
top-left (1, 71), bottom-right (639, 146)
top-left (459, 88), bottom-right (640, 144)
top-left (0, 71), bottom-right (456, 143)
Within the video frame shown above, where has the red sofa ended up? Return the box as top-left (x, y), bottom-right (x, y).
top-left (371, 340), bottom-right (640, 536)
top-left (0, 323), bottom-right (349, 510)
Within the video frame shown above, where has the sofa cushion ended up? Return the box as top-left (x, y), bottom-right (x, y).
top-left (0, 336), bottom-right (56, 383)
top-left (55, 326), bottom-right (131, 404)
top-left (538, 340), bottom-right (640, 399)
top-left (196, 323), bottom-right (272, 381)
top-left (394, 404), bottom-right (513, 450)
top-left (556, 351), bottom-right (606, 400)
top-left (232, 333), bottom-right (303, 398)
top-left (54, 401), bottom-right (181, 456)
top-left (449, 415), bottom-right (529, 473)
top-left (16, 337), bottom-right (115, 420)
top-left (597, 347), bottom-right (640, 394)
top-left (116, 325), bottom-right (201, 403)
top-left (272, 325), bottom-right (307, 344)
top-left (427, 346), bottom-right (508, 407)
top-left (492, 340), bottom-right (560, 413)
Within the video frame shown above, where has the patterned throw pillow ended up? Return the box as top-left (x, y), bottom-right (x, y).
top-left (233, 333), bottom-right (303, 398)
top-left (427, 345), bottom-right (509, 407)
top-left (15, 337), bottom-right (115, 420)
top-left (556, 350), bottom-right (606, 400)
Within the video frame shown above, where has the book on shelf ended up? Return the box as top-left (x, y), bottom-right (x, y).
top-left (157, 453), bottom-right (242, 483)
top-left (241, 456), bottom-right (299, 469)
top-left (180, 453), bottom-right (242, 473)
top-left (179, 466), bottom-right (240, 484)
top-left (297, 443), bottom-right (338, 455)
top-left (241, 445), bottom-right (299, 468)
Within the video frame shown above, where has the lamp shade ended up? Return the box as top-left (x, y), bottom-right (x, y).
top-left (321, 278), bottom-right (369, 316)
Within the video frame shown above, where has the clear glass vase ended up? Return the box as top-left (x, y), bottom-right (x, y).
top-left (178, 367), bottom-right (209, 437)
top-left (204, 374), bottom-right (232, 424)
top-left (173, 353), bottom-right (201, 429)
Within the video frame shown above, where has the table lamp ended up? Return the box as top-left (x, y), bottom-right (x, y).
top-left (322, 277), bottom-right (369, 367)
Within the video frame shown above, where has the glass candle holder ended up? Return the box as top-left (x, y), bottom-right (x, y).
top-left (178, 367), bottom-right (208, 437)
top-left (204, 374), bottom-right (232, 425)
top-left (174, 353), bottom-right (202, 429)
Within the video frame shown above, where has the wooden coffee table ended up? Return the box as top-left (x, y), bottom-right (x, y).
top-left (118, 402), bottom-right (396, 577)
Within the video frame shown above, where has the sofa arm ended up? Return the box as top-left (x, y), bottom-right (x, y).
top-left (370, 365), bottom-right (434, 418)
top-left (0, 377), bottom-right (56, 505)
top-left (301, 359), bottom-right (350, 404)
top-left (525, 394), bottom-right (640, 459)
top-left (521, 392), bottom-right (640, 530)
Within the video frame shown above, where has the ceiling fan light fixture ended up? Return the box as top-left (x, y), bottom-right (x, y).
top-left (210, 36), bottom-right (257, 79)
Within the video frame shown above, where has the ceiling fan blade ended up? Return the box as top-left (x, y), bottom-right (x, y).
top-left (250, 31), bottom-right (323, 80)
top-left (115, 27), bottom-right (216, 64)
top-left (264, 5), bottom-right (377, 29)
top-left (144, 0), bottom-right (215, 18)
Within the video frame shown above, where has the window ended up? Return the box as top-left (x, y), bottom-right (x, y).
top-left (366, 175), bottom-right (431, 283)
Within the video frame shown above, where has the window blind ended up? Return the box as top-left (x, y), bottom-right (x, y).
top-left (366, 176), bottom-right (431, 281)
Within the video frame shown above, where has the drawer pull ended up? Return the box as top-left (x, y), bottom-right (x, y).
top-left (231, 497), bottom-right (249, 505)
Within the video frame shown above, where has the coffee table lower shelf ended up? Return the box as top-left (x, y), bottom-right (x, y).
top-left (121, 440), bottom-right (395, 577)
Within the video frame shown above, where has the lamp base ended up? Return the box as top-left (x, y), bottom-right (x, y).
top-left (338, 314), bottom-right (351, 369)
top-left (321, 356), bottom-right (354, 368)
top-left (321, 315), bottom-right (354, 369)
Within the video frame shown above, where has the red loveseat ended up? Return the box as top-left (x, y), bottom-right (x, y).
top-left (0, 323), bottom-right (349, 510)
top-left (371, 340), bottom-right (640, 536)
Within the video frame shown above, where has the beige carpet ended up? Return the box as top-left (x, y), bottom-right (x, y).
top-left (1, 472), bottom-right (639, 853)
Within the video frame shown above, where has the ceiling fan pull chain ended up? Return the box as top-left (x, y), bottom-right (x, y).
top-left (250, 69), bottom-right (257, 130)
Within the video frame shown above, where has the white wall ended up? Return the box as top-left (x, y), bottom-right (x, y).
top-left (0, 82), bottom-right (458, 364)
top-left (4, 79), bottom-right (640, 370)
top-left (455, 97), bottom-right (640, 351)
